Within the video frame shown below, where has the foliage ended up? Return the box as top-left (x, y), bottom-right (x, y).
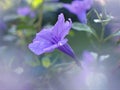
top-left (0, 0), bottom-right (120, 90)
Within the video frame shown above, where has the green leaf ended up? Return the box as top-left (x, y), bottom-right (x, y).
top-left (24, 30), bottom-right (36, 37)
top-left (72, 22), bottom-right (94, 34)
top-left (104, 30), bottom-right (120, 42)
top-left (17, 24), bottom-right (35, 30)
top-left (26, 61), bottom-right (40, 67)
top-left (42, 57), bottom-right (51, 68)
top-left (25, 57), bottom-right (41, 67)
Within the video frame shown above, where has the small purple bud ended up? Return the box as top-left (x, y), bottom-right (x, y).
top-left (17, 6), bottom-right (31, 16)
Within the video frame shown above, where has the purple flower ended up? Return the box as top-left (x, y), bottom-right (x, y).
top-left (64, 0), bottom-right (93, 23)
top-left (17, 6), bottom-right (35, 18)
top-left (0, 20), bottom-right (7, 30)
top-left (81, 51), bottom-right (96, 70)
top-left (28, 13), bottom-right (76, 59)
top-left (17, 7), bottom-right (31, 16)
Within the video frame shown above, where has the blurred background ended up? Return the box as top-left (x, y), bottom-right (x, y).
top-left (0, 0), bottom-right (120, 90)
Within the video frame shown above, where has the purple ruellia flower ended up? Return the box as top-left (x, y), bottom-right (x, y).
top-left (28, 13), bottom-right (76, 59)
top-left (64, 0), bottom-right (93, 23)
top-left (17, 6), bottom-right (35, 18)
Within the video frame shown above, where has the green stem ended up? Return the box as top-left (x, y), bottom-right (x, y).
top-left (87, 22), bottom-right (100, 42)
top-left (100, 7), bottom-right (107, 42)
top-left (94, 9), bottom-right (105, 42)
top-left (35, 1), bottom-right (44, 31)
top-left (100, 25), bottom-right (105, 42)
top-left (104, 34), bottom-right (114, 42)
top-left (104, 29), bottom-right (120, 42)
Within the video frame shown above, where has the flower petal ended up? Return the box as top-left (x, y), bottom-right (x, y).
top-left (29, 38), bottom-right (68, 55)
top-left (77, 11), bottom-right (87, 24)
top-left (84, 0), bottom-right (93, 10)
top-left (64, 0), bottom-right (93, 24)
top-left (61, 18), bottom-right (72, 39)
top-left (52, 13), bottom-right (65, 38)
top-left (64, 4), bottom-right (77, 14)
top-left (64, 1), bottom-right (85, 15)
top-left (33, 28), bottom-right (53, 42)
top-left (53, 13), bottom-right (72, 39)
top-left (28, 38), bottom-right (53, 55)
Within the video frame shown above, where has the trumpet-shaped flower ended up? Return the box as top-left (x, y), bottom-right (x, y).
top-left (64, 0), bottom-right (93, 23)
top-left (29, 13), bottom-right (76, 59)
